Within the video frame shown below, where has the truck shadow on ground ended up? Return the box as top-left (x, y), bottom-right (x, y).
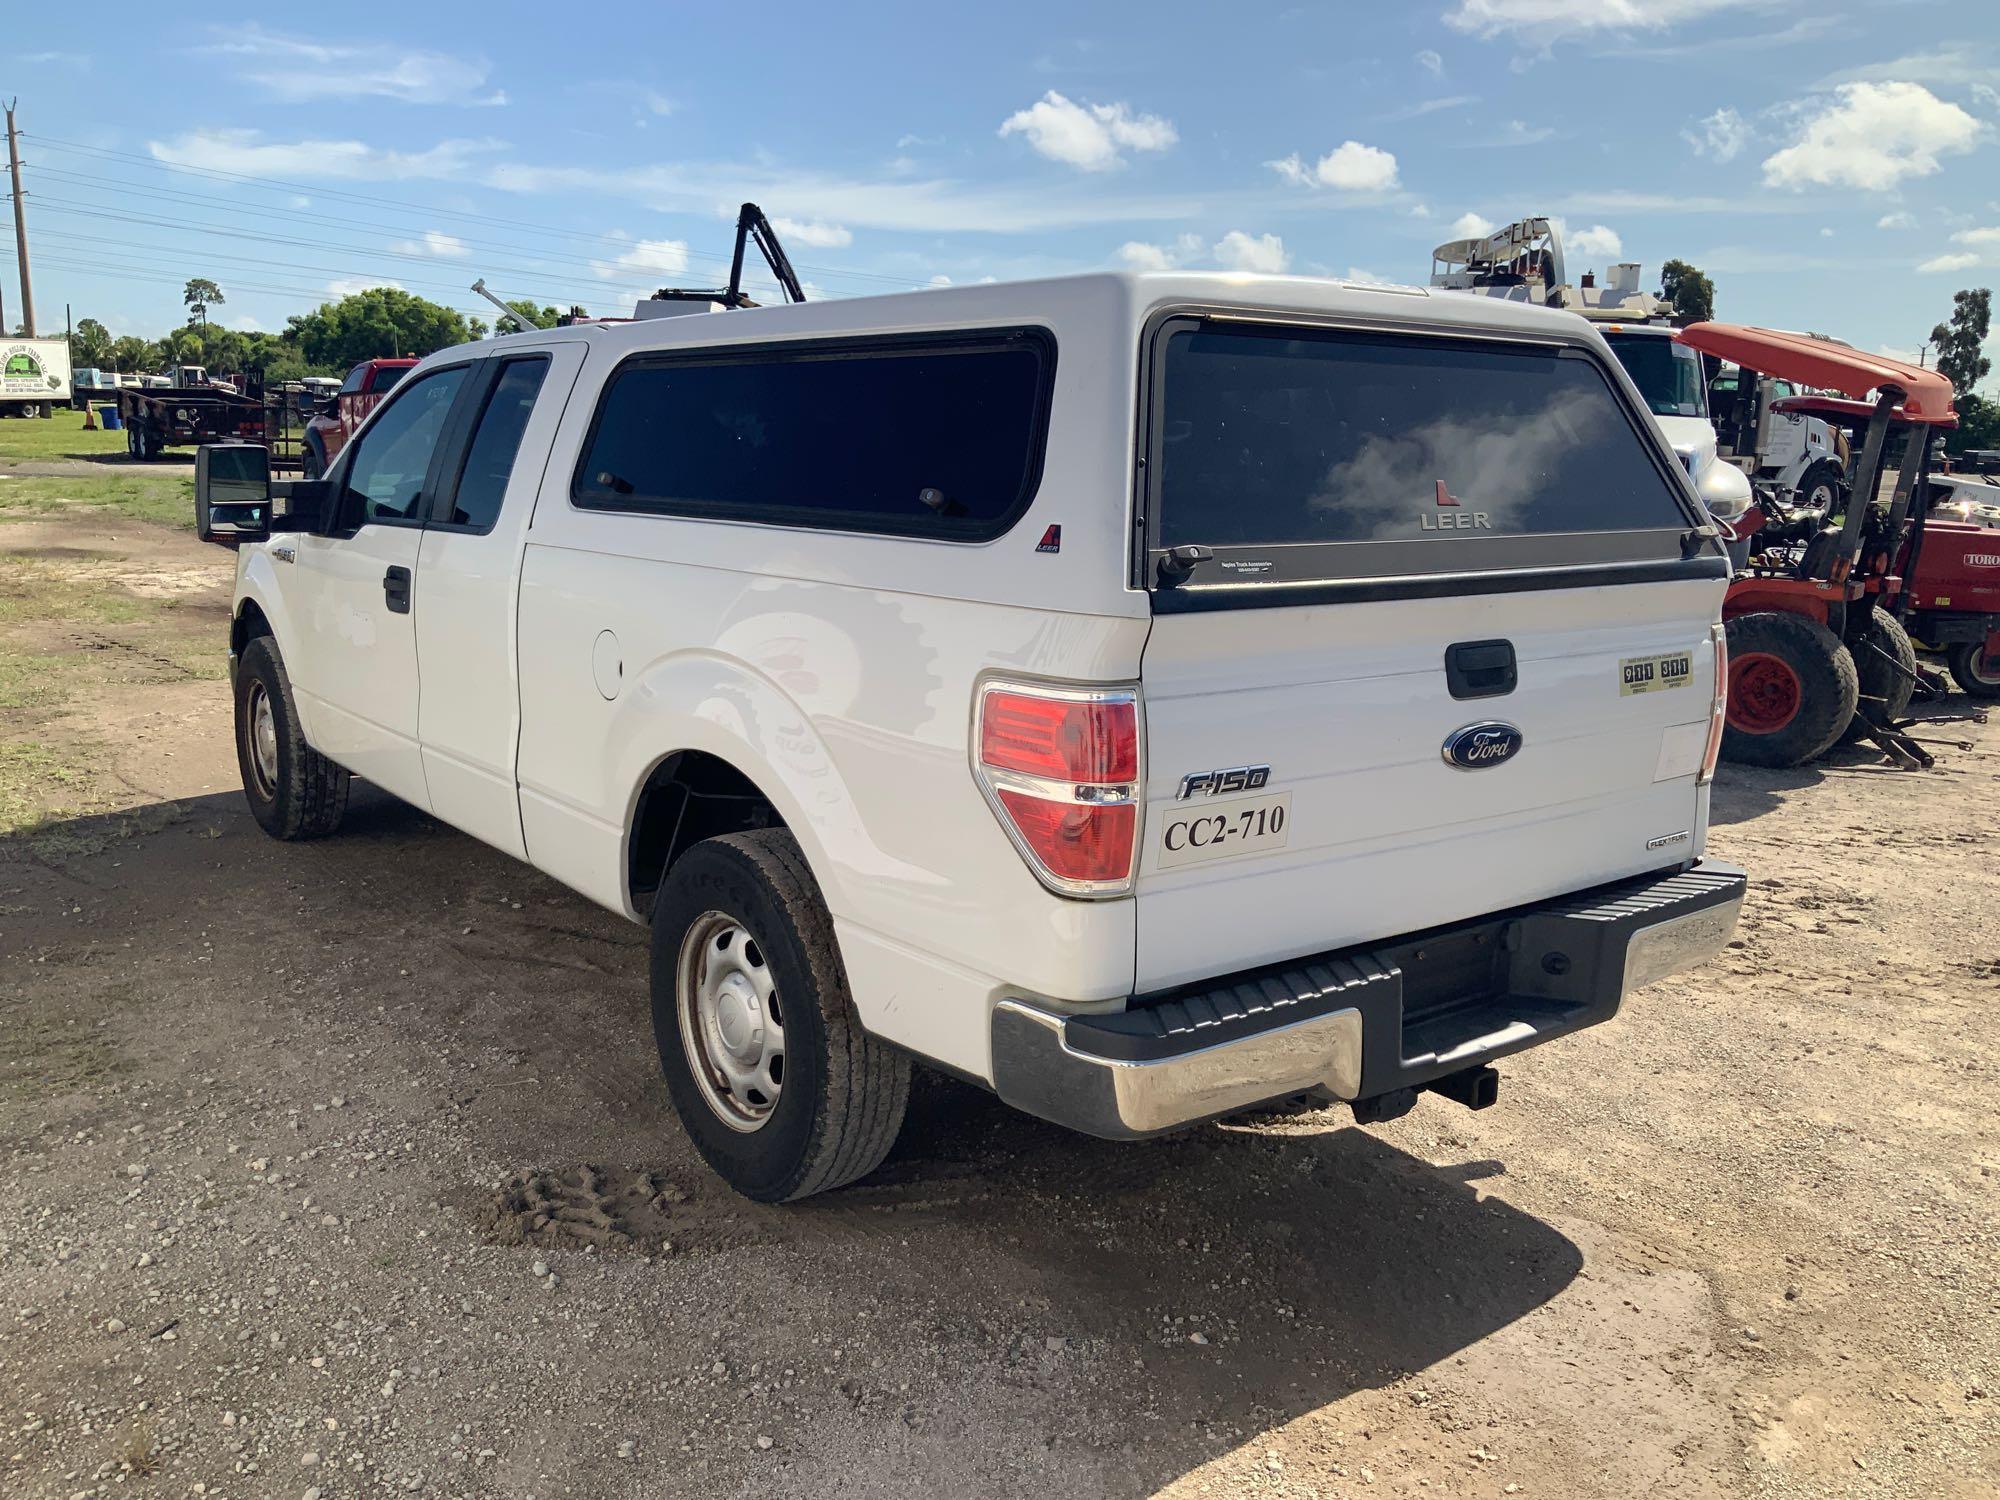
top-left (5, 787), bottom-right (1584, 1497)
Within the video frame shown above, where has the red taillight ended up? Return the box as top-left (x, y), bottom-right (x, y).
top-left (1700, 623), bottom-right (1728, 784)
top-left (976, 683), bottom-right (1141, 897)
top-left (994, 792), bottom-right (1136, 884)
top-left (980, 691), bottom-right (1137, 783)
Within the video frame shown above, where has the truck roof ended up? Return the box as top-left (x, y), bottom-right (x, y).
top-left (439, 270), bottom-right (1611, 367)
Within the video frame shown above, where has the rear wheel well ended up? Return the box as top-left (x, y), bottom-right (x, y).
top-left (232, 599), bottom-right (272, 658)
top-left (628, 752), bottom-right (785, 916)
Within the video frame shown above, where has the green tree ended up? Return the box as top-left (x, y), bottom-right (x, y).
top-left (71, 318), bottom-right (114, 367)
top-left (108, 334), bottom-right (159, 373)
top-left (1929, 287), bottom-right (1992, 400)
top-left (502, 298), bottom-right (563, 330)
top-left (1947, 392), bottom-right (2000, 456)
top-left (1660, 259), bottom-right (1715, 324)
top-left (183, 278), bottom-right (226, 328)
top-left (160, 324), bottom-right (209, 367)
top-left (283, 287), bottom-right (473, 370)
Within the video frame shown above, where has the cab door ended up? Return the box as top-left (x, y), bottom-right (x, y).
top-left (285, 361), bottom-right (475, 810)
top-left (412, 343), bottom-right (585, 857)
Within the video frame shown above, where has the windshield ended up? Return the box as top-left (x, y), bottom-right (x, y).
top-left (1606, 334), bottom-right (1708, 419)
top-left (1151, 323), bottom-right (1693, 584)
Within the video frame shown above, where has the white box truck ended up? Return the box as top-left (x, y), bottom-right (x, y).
top-left (0, 337), bottom-right (71, 418)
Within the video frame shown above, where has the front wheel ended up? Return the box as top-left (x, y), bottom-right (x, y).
top-left (1839, 612), bottom-right (1917, 743)
top-left (1721, 611), bottom-right (1859, 768)
top-left (650, 829), bottom-right (910, 1202)
top-left (1795, 458), bottom-right (1844, 513)
top-left (1948, 640), bottom-right (2000, 700)
top-left (234, 636), bottom-right (350, 839)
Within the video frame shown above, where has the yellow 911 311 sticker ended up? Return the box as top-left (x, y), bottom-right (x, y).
top-left (1621, 651), bottom-right (1694, 695)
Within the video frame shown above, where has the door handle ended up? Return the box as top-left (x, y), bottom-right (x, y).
top-left (383, 564), bottom-right (412, 615)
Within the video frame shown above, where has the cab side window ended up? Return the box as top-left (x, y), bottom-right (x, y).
top-left (338, 364), bottom-right (370, 396)
top-left (440, 358), bottom-right (550, 531)
top-left (341, 366), bottom-right (469, 525)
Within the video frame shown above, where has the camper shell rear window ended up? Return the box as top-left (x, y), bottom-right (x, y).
top-left (1142, 318), bottom-right (1706, 597)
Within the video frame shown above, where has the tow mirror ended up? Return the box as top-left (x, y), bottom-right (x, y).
top-left (195, 443), bottom-right (273, 546)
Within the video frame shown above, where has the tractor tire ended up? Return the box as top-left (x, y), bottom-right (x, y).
top-left (1838, 612), bottom-right (1918, 743)
top-left (1948, 640), bottom-right (2000, 700)
top-left (1721, 611), bottom-right (1859, 768)
top-left (1795, 458), bottom-right (1844, 513)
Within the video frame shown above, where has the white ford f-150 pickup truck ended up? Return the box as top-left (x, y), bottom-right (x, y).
top-left (195, 271), bottom-right (1745, 1202)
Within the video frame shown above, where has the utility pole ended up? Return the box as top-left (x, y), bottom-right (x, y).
top-left (6, 100), bottom-right (34, 337)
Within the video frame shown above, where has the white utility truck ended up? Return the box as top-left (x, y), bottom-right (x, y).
top-left (195, 270), bottom-right (1745, 1202)
top-left (1428, 219), bottom-right (1756, 547)
top-left (1709, 361), bottom-right (1844, 508)
top-left (0, 336), bottom-right (71, 418)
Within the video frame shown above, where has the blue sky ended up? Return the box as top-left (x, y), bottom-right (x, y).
top-left (8, 2), bottom-right (1998, 383)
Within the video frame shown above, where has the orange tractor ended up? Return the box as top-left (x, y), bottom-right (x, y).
top-left (1676, 324), bottom-right (1985, 769)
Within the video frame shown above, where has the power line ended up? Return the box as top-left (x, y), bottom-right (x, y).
top-left (22, 132), bottom-right (936, 292)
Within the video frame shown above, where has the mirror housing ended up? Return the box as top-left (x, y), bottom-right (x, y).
top-left (195, 444), bottom-right (273, 546)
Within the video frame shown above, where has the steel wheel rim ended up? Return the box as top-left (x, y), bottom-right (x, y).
top-left (245, 681), bottom-right (279, 797)
top-left (676, 911), bottom-right (785, 1133)
top-left (1969, 649), bottom-right (2000, 686)
top-left (1728, 651), bottom-right (1803, 734)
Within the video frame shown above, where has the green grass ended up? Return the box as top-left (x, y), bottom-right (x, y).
top-left (0, 472), bottom-right (194, 530)
top-left (0, 410), bottom-right (136, 462)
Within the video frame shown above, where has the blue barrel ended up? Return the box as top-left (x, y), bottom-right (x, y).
top-left (97, 405), bottom-right (121, 430)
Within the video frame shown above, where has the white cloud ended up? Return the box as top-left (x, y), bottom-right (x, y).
top-left (643, 91), bottom-right (675, 117)
top-left (390, 230), bottom-right (470, 259)
top-left (1919, 252), bottom-right (1981, 274)
top-left (1568, 224), bottom-right (1623, 259)
top-left (769, 217), bottom-right (852, 249)
top-left (1118, 241), bottom-right (1174, 271)
top-left (1762, 82), bottom-right (1981, 192)
top-left (1116, 232), bottom-right (1206, 272)
top-left (998, 91), bottom-right (1177, 171)
top-left (590, 238), bottom-right (691, 281)
top-left (1449, 211), bottom-right (1496, 239)
top-left (1682, 106), bottom-right (1749, 162)
top-left (1213, 230), bottom-right (1290, 274)
top-left (1877, 211), bottom-right (1917, 230)
top-left (927, 275), bottom-right (953, 288)
top-left (1447, 0), bottom-right (1746, 41)
top-left (197, 25), bottom-right (503, 107)
top-left (150, 128), bottom-right (498, 183)
top-left (1384, 93), bottom-right (1480, 122)
top-left (1344, 267), bottom-right (1395, 284)
top-left (1268, 140), bottom-right (1400, 192)
top-left (1416, 48), bottom-right (1444, 74)
top-left (1951, 226), bottom-right (2000, 246)
top-left (327, 277), bottom-right (402, 298)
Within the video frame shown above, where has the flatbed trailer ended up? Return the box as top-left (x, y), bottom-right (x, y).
top-left (116, 380), bottom-right (265, 460)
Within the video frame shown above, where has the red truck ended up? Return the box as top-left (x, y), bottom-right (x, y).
top-left (302, 357), bottom-right (417, 478)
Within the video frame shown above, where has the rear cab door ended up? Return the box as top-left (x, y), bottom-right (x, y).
top-left (1133, 311), bottom-right (1728, 994)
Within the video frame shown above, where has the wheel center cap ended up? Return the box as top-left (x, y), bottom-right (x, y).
top-left (714, 972), bottom-right (762, 1060)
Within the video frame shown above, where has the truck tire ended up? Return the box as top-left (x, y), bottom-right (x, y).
top-left (1948, 640), bottom-right (2000, 700)
top-left (1795, 458), bottom-right (1844, 513)
top-left (1722, 611), bottom-right (1859, 768)
top-left (301, 441), bottom-right (325, 482)
top-left (650, 828), bottom-right (910, 1202)
top-left (1838, 612), bottom-right (1917, 742)
top-left (234, 636), bottom-right (350, 840)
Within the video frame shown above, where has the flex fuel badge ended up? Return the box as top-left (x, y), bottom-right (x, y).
top-left (1621, 651), bottom-right (1694, 695)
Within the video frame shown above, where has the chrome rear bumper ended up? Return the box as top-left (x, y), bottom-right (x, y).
top-left (991, 860), bottom-right (1745, 1140)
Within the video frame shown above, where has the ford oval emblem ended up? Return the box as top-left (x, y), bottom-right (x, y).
top-left (1442, 721), bottom-right (1524, 770)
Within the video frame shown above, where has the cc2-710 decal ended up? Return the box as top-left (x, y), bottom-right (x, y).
top-left (1621, 650), bottom-right (1694, 695)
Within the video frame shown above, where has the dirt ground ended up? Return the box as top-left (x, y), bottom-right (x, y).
top-left (1, 479), bottom-right (1996, 1499)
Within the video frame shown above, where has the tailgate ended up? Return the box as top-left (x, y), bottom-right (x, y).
top-left (1132, 314), bottom-right (1725, 992)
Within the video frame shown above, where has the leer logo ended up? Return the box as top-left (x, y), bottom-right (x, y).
top-left (1423, 479), bottom-right (1491, 532)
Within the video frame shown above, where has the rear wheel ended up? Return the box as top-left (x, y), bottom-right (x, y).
top-left (1722, 611), bottom-right (1859, 768)
top-left (1839, 612), bottom-right (1917, 742)
top-left (650, 829), bottom-right (910, 1202)
top-left (1948, 640), bottom-right (2000, 700)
